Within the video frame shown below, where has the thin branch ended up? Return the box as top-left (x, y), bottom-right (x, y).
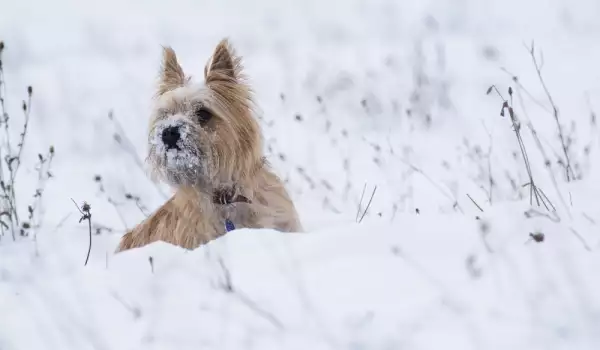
top-left (72, 199), bottom-right (93, 266)
top-left (526, 43), bottom-right (574, 181)
top-left (480, 121), bottom-right (494, 204)
top-left (513, 84), bottom-right (570, 218)
top-left (570, 228), bottom-right (592, 251)
top-left (488, 85), bottom-right (556, 213)
top-left (466, 194), bottom-right (484, 213)
top-left (398, 157), bottom-right (464, 214)
top-left (355, 183), bottom-right (366, 222)
top-left (108, 110), bottom-right (168, 199)
top-left (358, 185), bottom-right (377, 223)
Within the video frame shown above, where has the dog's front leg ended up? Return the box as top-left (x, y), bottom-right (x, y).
top-left (114, 196), bottom-right (177, 253)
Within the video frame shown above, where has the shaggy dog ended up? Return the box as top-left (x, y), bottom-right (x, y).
top-left (115, 38), bottom-right (302, 252)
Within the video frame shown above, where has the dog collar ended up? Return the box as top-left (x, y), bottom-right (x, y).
top-left (213, 187), bottom-right (251, 233)
top-left (212, 188), bottom-right (252, 205)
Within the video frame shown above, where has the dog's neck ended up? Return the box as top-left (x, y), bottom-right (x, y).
top-left (180, 157), bottom-right (266, 206)
top-left (210, 156), bottom-right (267, 205)
top-left (212, 186), bottom-right (251, 205)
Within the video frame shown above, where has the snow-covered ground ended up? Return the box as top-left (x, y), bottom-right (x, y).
top-left (1, 0), bottom-right (600, 348)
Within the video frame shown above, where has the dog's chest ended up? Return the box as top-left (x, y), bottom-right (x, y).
top-left (214, 203), bottom-right (256, 231)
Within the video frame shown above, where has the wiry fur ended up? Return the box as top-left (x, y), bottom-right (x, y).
top-left (116, 38), bottom-right (302, 253)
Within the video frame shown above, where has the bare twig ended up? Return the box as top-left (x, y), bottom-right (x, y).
top-left (569, 228), bottom-right (592, 251)
top-left (397, 156), bottom-right (464, 214)
top-left (108, 110), bottom-right (168, 199)
top-left (28, 146), bottom-right (55, 237)
top-left (355, 183), bottom-right (367, 222)
top-left (5, 88), bottom-right (33, 229)
top-left (480, 121), bottom-right (494, 204)
top-left (582, 213), bottom-right (596, 225)
top-left (524, 208), bottom-right (560, 223)
top-left (501, 77), bottom-right (571, 218)
top-left (94, 175), bottom-right (128, 229)
top-left (124, 192), bottom-right (149, 217)
top-left (358, 185), bottom-right (377, 223)
top-left (466, 194), bottom-right (484, 213)
top-left (526, 42), bottom-right (574, 181)
top-left (500, 67), bottom-right (551, 113)
top-left (72, 199), bottom-right (93, 266)
top-left (11, 89), bottom-right (32, 180)
top-left (50, 212), bottom-right (73, 234)
top-left (0, 43), bottom-right (55, 240)
top-left (487, 85), bottom-right (556, 212)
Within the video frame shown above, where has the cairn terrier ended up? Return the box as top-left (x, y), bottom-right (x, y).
top-left (116, 38), bottom-right (302, 252)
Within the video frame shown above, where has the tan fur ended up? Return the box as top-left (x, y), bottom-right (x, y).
top-left (116, 38), bottom-right (302, 253)
top-left (157, 47), bottom-right (189, 96)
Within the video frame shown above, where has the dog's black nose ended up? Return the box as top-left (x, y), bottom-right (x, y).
top-left (162, 126), bottom-right (180, 149)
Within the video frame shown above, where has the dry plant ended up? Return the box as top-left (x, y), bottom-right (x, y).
top-left (487, 85), bottom-right (555, 212)
top-left (526, 42), bottom-right (574, 182)
top-left (88, 111), bottom-right (162, 235)
top-left (0, 41), bottom-right (55, 240)
top-left (108, 110), bottom-right (168, 200)
top-left (71, 199), bottom-right (92, 266)
top-left (356, 183), bottom-right (377, 223)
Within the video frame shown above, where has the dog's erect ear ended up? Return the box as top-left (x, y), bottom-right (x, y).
top-left (158, 46), bottom-right (186, 95)
top-left (203, 38), bottom-right (253, 114)
top-left (204, 38), bottom-right (241, 84)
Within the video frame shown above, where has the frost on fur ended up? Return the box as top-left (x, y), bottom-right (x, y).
top-left (148, 116), bottom-right (204, 186)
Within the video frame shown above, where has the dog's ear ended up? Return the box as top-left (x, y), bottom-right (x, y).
top-left (203, 38), bottom-right (253, 114)
top-left (158, 46), bottom-right (186, 95)
top-left (204, 38), bottom-right (242, 84)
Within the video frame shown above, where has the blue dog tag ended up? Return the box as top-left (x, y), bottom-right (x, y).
top-left (225, 219), bottom-right (235, 232)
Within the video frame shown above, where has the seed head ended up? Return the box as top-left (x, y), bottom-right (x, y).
top-left (529, 232), bottom-right (545, 243)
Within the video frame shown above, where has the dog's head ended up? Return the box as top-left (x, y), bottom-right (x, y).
top-left (148, 38), bottom-right (263, 189)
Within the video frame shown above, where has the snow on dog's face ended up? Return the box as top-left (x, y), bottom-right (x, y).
top-left (147, 39), bottom-right (263, 189)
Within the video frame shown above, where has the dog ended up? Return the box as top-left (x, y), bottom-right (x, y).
top-left (115, 38), bottom-right (302, 252)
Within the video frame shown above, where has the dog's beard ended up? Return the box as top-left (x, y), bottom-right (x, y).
top-left (148, 119), bottom-right (208, 186)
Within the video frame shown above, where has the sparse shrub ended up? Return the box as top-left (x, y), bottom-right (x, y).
top-left (0, 41), bottom-right (55, 240)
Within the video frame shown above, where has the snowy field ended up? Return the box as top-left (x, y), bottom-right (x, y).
top-left (1, 0), bottom-right (600, 348)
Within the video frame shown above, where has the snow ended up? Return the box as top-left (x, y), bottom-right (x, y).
top-left (2, 207), bottom-right (600, 349)
top-left (1, 0), bottom-right (600, 348)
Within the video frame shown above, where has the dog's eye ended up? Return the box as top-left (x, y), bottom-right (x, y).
top-left (193, 107), bottom-right (212, 125)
